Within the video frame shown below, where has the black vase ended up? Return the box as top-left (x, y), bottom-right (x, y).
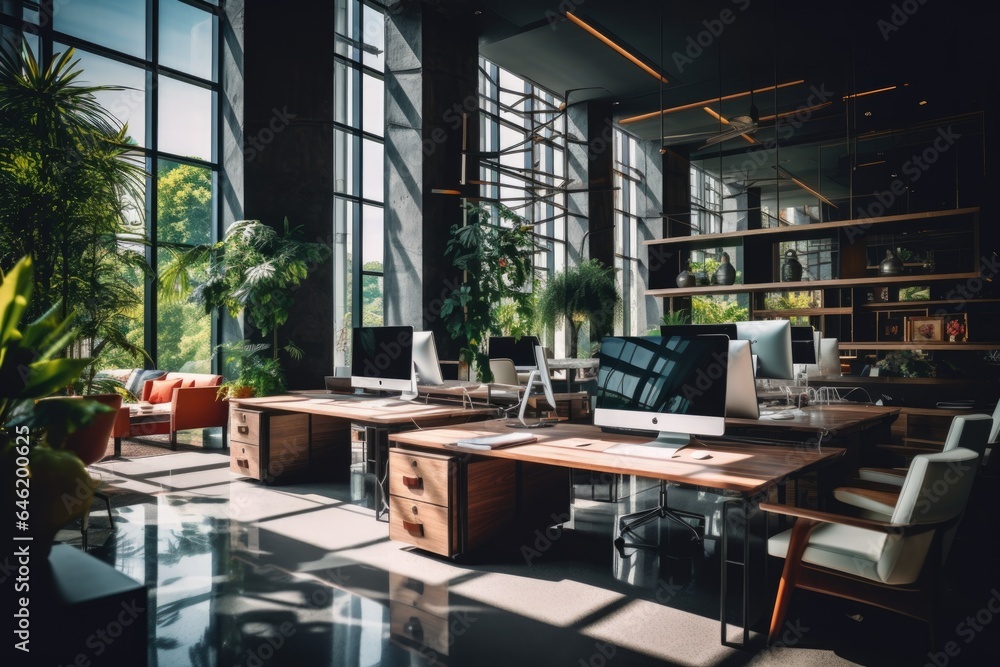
top-left (676, 267), bottom-right (696, 288)
top-left (781, 249), bottom-right (803, 282)
top-left (715, 252), bottom-right (736, 285)
top-left (879, 249), bottom-right (905, 276)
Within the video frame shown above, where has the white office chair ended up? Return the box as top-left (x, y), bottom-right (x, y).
top-left (762, 446), bottom-right (981, 647)
top-left (489, 358), bottom-right (519, 385)
top-left (841, 414), bottom-right (992, 515)
top-left (488, 358), bottom-right (524, 410)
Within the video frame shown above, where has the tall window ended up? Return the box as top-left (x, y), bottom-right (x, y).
top-left (2, 0), bottom-right (221, 372)
top-left (613, 128), bottom-right (644, 335)
top-left (333, 0), bottom-right (385, 367)
top-left (478, 58), bottom-right (567, 353)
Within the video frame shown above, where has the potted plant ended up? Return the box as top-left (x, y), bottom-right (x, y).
top-left (1, 256), bottom-right (111, 557)
top-left (160, 218), bottom-right (330, 394)
top-left (536, 259), bottom-right (621, 359)
top-left (216, 341), bottom-right (286, 399)
top-left (440, 201), bottom-right (539, 381)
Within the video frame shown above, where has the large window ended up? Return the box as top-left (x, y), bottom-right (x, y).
top-left (478, 58), bottom-right (567, 354)
top-left (333, 0), bottom-right (385, 367)
top-left (613, 128), bottom-right (644, 335)
top-left (2, 0), bottom-right (221, 373)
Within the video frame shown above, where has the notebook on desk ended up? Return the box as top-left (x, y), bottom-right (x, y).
top-left (445, 432), bottom-right (537, 450)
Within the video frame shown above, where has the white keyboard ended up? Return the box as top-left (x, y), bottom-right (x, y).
top-left (604, 443), bottom-right (684, 461)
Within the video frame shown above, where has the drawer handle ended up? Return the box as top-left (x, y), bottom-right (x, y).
top-left (236, 458), bottom-right (248, 467)
top-left (402, 519), bottom-right (424, 536)
top-left (404, 616), bottom-right (424, 639)
top-left (403, 577), bottom-right (424, 594)
top-left (402, 475), bottom-right (423, 489)
top-left (238, 425), bottom-right (249, 434)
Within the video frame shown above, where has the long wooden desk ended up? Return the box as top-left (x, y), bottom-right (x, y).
top-left (389, 419), bottom-right (847, 646)
top-left (228, 395), bottom-right (497, 519)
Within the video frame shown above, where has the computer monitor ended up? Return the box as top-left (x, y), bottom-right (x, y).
top-left (411, 331), bottom-right (445, 386)
top-left (351, 325), bottom-right (415, 394)
top-left (511, 345), bottom-right (557, 428)
top-left (735, 320), bottom-right (794, 380)
top-left (818, 338), bottom-right (841, 376)
top-left (593, 335), bottom-right (729, 452)
top-left (658, 327), bottom-right (756, 419)
top-left (660, 323), bottom-right (738, 339)
top-left (488, 335), bottom-right (542, 371)
top-left (791, 326), bottom-right (817, 364)
top-left (725, 339), bottom-right (759, 419)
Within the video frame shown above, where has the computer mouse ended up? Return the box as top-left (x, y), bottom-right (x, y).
top-left (770, 413), bottom-right (795, 420)
top-left (690, 451), bottom-right (712, 460)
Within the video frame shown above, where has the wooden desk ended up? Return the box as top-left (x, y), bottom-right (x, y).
top-left (228, 395), bottom-right (496, 519)
top-left (389, 419), bottom-right (846, 646)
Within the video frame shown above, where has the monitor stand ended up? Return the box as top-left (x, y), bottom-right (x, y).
top-left (398, 364), bottom-right (419, 401)
top-left (507, 369), bottom-right (555, 428)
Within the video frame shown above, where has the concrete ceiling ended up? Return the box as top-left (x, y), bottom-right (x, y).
top-left (429, 0), bottom-right (993, 209)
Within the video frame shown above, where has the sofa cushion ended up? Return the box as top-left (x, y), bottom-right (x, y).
top-left (148, 378), bottom-right (182, 404)
top-left (127, 369), bottom-right (166, 396)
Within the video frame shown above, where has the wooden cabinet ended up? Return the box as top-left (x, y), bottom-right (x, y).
top-left (230, 408), bottom-right (351, 484)
top-left (388, 449), bottom-right (517, 558)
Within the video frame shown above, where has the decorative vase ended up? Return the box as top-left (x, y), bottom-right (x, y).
top-left (949, 334), bottom-right (957, 343)
top-left (879, 249), bottom-right (905, 276)
top-left (781, 249), bottom-right (803, 282)
top-left (676, 265), bottom-right (696, 288)
top-left (715, 252), bottom-right (736, 285)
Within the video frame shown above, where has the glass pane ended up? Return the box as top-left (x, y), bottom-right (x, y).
top-left (361, 3), bottom-right (384, 71)
top-left (157, 160), bottom-right (213, 245)
top-left (158, 77), bottom-right (214, 161)
top-left (362, 72), bottom-right (383, 136)
top-left (362, 205), bottom-right (383, 267)
top-left (54, 0), bottom-right (146, 58)
top-left (334, 129), bottom-right (357, 195)
top-left (362, 138), bottom-right (383, 202)
top-left (59, 45), bottom-right (147, 148)
top-left (335, 0), bottom-right (358, 59)
top-left (361, 275), bottom-right (383, 326)
top-left (334, 60), bottom-right (358, 128)
top-left (157, 255), bottom-right (211, 373)
top-left (160, 0), bottom-right (215, 81)
top-left (95, 247), bottom-right (144, 371)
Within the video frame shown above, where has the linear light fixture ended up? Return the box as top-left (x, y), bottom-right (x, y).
top-left (621, 80), bottom-right (804, 124)
top-left (774, 166), bottom-right (837, 208)
top-left (758, 101), bottom-right (832, 123)
top-left (842, 85), bottom-right (896, 100)
top-left (564, 12), bottom-right (668, 84)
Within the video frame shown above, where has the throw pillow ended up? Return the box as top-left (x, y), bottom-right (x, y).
top-left (182, 378), bottom-right (197, 388)
top-left (148, 379), bottom-right (182, 404)
top-left (127, 369), bottom-right (167, 397)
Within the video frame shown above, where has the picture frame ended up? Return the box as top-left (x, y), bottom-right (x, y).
top-left (943, 313), bottom-right (968, 342)
top-left (878, 316), bottom-right (904, 342)
top-left (907, 316), bottom-right (944, 343)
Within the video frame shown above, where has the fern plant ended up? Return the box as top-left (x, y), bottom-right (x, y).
top-left (536, 259), bottom-right (621, 358)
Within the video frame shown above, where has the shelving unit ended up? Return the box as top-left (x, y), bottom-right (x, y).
top-left (644, 206), bottom-right (1000, 362)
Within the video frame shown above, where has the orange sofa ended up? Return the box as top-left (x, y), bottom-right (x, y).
top-left (112, 372), bottom-right (229, 454)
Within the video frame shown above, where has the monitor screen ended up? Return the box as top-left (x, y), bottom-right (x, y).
top-left (735, 320), bottom-right (794, 380)
top-left (351, 326), bottom-right (414, 393)
top-left (594, 335), bottom-right (728, 450)
top-left (488, 335), bottom-right (542, 370)
top-left (412, 331), bottom-right (444, 386)
top-left (791, 326), bottom-right (817, 364)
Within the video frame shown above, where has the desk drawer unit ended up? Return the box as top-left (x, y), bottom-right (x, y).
top-left (229, 409), bottom-right (309, 483)
top-left (388, 449), bottom-right (517, 558)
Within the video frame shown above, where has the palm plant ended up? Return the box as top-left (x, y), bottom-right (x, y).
top-left (536, 259), bottom-right (621, 359)
top-left (0, 40), bottom-right (149, 380)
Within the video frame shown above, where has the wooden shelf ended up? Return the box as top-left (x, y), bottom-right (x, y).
top-left (859, 298), bottom-right (1000, 309)
top-left (643, 206), bottom-right (980, 248)
top-left (840, 341), bottom-right (1000, 351)
top-left (647, 272), bottom-right (979, 298)
top-left (754, 307), bottom-right (853, 317)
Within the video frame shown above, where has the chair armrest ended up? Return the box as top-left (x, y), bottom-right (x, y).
top-left (758, 501), bottom-right (934, 535)
top-left (857, 466), bottom-right (906, 486)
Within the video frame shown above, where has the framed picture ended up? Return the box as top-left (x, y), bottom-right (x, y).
top-left (878, 316), bottom-right (904, 342)
top-left (907, 316), bottom-right (944, 343)
top-left (899, 285), bottom-right (930, 301)
top-left (943, 313), bottom-right (968, 342)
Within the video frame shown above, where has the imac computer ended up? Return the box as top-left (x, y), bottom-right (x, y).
top-left (594, 335), bottom-right (729, 454)
top-left (510, 345), bottom-right (557, 428)
top-left (351, 325), bottom-right (417, 398)
top-left (656, 327), bottom-right (757, 419)
top-left (411, 331), bottom-right (445, 386)
top-left (489, 335), bottom-right (542, 371)
top-left (735, 320), bottom-right (794, 380)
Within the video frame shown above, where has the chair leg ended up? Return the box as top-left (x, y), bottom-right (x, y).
top-left (170, 430), bottom-right (177, 450)
top-left (81, 508), bottom-right (90, 551)
top-left (95, 490), bottom-right (113, 528)
top-left (114, 436), bottom-right (122, 457)
top-left (769, 518), bottom-right (819, 645)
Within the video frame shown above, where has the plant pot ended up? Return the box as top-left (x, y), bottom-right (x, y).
top-left (781, 249), bottom-right (803, 282)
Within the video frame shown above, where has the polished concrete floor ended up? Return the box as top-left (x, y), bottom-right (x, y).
top-left (55, 446), bottom-right (1000, 667)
